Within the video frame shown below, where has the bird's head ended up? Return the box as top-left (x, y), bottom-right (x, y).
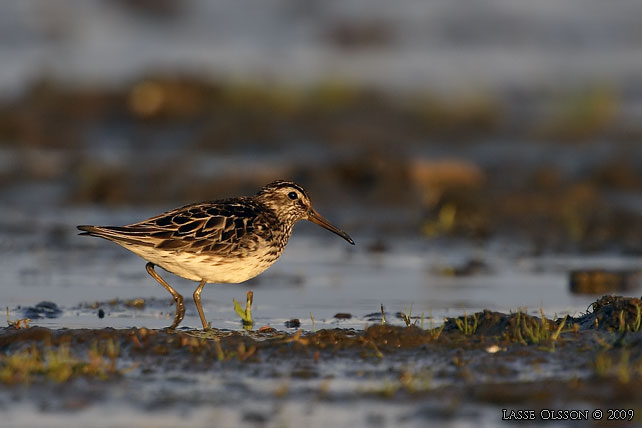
top-left (256, 180), bottom-right (354, 245)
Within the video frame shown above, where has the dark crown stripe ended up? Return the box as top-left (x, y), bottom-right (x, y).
top-left (259, 180), bottom-right (309, 198)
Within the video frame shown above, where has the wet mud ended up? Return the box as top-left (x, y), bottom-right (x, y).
top-left (2, 295), bottom-right (642, 425)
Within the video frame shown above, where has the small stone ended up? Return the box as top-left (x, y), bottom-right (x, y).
top-left (284, 319), bottom-right (301, 328)
top-left (334, 313), bottom-right (352, 319)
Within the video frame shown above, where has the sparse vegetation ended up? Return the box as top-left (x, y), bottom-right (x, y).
top-left (504, 309), bottom-right (568, 347)
top-left (455, 311), bottom-right (478, 335)
top-left (363, 368), bottom-right (433, 398)
top-left (233, 291), bottom-right (254, 329)
top-left (618, 304), bottom-right (642, 333)
top-left (6, 308), bottom-right (30, 330)
top-left (427, 314), bottom-right (446, 340)
top-left (0, 340), bottom-right (120, 384)
top-left (594, 350), bottom-right (642, 384)
top-left (401, 304), bottom-right (413, 327)
top-left (310, 312), bottom-right (316, 332)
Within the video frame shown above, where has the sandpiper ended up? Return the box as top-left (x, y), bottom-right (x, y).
top-left (78, 180), bottom-right (354, 330)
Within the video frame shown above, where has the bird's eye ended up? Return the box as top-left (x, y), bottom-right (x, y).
top-left (288, 191), bottom-right (298, 200)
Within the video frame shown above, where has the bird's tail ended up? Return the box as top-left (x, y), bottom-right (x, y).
top-left (76, 225), bottom-right (151, 246)
top-left (77, 225), bottom-right (98, 236)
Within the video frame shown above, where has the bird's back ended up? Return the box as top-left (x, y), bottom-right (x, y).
top-left (78, 197), bottom-right (291, 283)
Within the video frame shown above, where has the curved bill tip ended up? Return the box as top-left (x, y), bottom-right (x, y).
top-left (307, 209), bottom-right (355, 245)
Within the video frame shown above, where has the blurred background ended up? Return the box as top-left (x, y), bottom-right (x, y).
top-left (2, 0), bottom-right (642, 328)
top-left (2, 0), bottom-right (642, 248)
top-left (3, 2), bottom-right (642, 426)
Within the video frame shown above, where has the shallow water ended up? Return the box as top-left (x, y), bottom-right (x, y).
top-left (3, 206), bottom-right (639, 332)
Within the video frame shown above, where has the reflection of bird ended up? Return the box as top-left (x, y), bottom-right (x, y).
top-left (78, 180), bottom-right (355, 330)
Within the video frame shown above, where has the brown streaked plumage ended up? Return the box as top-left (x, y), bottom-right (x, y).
top-left (78, 180), bottom-right (354, 330)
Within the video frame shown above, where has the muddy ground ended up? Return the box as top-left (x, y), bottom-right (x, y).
top-left (2, 295), bottom-right (642, 427)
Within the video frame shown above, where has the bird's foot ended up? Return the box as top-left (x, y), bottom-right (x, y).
top-left (165, 297), bottom-right (185, 330)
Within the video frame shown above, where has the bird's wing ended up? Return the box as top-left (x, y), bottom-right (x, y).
top-left (78, 198), bottom-right (270, 254)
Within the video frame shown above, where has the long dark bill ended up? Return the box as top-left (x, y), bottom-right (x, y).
top-left (307, 209), bottom-right (355, 245)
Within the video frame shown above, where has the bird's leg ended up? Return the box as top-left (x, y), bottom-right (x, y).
top-left (193, 279), bottom-right (210, 330)
top-left (145, 262), bottom-right (185, 330)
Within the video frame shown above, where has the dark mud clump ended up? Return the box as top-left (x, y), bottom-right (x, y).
top-left (21, 301), bottom-right (63, 319)
top-left (334, 313), bottom-right (352, 319)
top-left (573, 295), bottom-right (642, 331)
top-left (284, 319), bottom-right (301, 329)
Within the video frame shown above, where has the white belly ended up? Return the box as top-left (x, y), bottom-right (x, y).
top-left (122, 243), bottom-right (280, 283)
